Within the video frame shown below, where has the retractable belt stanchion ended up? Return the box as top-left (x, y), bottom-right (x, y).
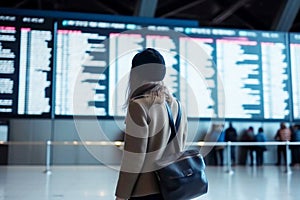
top-left (226, 141), bottom-right (234, 174)
top-left (285, 141), bottom-right (291, 174)
top-left (44, 140), bottom-right (52, 174)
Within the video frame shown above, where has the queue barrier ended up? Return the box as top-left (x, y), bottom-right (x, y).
top-left (1, 140), bottom-right (300, 174)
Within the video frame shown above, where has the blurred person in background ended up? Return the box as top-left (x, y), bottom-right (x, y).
top-left (240, 126), bottom-right (255, 166)
top-left (274, 122), bottom-right (291, 166)
top-left (254, 127), bottom-right (267, 166)
top-left (225, 122), bottom-right (238, 165)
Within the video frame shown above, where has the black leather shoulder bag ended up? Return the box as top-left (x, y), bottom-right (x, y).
top-left (155, 100), bottom-right (208, 200)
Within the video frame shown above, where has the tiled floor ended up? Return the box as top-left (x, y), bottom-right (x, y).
top-left (0, 165), bottom-right (300, 200)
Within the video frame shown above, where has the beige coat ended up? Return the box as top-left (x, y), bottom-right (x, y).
top-left (115, 95), bottom-right (188, 199)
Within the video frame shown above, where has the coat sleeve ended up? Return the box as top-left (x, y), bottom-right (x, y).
top-left (115, 101), bottom-right (149, 199)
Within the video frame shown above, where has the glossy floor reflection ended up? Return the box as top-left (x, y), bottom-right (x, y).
top-left (0, 165), bottom-right (300, 200)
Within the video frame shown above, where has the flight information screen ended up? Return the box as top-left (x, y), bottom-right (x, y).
top-left (54, 19), bottom-right (182, 117)
top-left (0, 8), bottom-right (294, 121)
top-left (55, 20), bottom-right (112, 116)
top-left (0, 14), bottom-right (53, 117)
top-left (178, 29), bottom-right (217, 118)
top-left (177, 28), bottom-right (290, 120)
top-left (108, 30), bottom-right (180, 116)
top-left (290, 33), bottom-right (300, 120)
top-left (55, 23), bottom-right (291, 120)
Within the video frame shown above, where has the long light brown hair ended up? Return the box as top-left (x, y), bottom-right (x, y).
top-left (123, 77), bottom-right (172, 109)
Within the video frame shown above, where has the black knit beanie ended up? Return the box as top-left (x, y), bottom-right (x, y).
top-left (131, 48), bottom-right (166, 81)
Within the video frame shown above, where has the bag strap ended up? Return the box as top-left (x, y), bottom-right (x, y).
top-left (165, 99), bottom-right (181, 144)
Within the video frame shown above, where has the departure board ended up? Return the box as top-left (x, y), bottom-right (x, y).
top-left (55, 20), bottom-right (112, 116)
top-left (290, 33), bottom-right (300, 120)
top-left (260, 31), bottom-right (290, 120)
top-left (55, 20), bottom-right (181, 117)
top-left (56, 23), bottom-right (291, 120)
top-left (0, 8), bottom-right (295, 121)
top-left (178, 29), bottom-right (217, 118)
top-left (109, 30), bottom-right (180, 116)
top-left (0, 16), bottom-right (18, 115)
top-left (0, 14), bottom-right (53, 117)
top-left (177, 28), bottom-right (290, 120)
